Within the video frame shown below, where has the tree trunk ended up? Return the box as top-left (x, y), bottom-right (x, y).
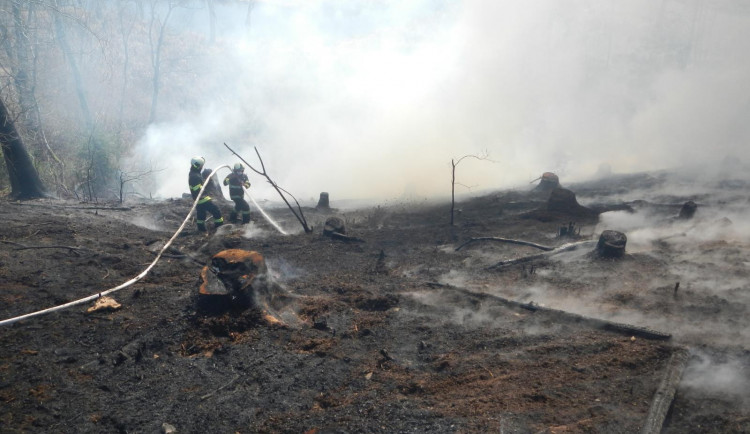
top-left (0, 97), bottom-right (45, 199)
top-left (53, 2), bottom-right (93, 130)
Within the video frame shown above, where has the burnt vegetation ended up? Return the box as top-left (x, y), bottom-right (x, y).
top-left (0, 1), bottom-right (749, 433)
top-left (1, 171), bottom-right (749, 433)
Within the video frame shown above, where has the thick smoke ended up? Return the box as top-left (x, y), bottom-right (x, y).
top-left (130, 0), bottom-right (750, 201)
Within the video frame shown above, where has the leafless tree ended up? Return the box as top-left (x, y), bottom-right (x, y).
top-left (225, 142), bottom-right (312, 233)
top-left (450, 151), bottom-right (491, 226)
top-left (117, 164), bottom-right (162, 204)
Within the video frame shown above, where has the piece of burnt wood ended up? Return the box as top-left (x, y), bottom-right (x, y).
top-left (596, 230), bottom-right (627, 258)
top-left (640, 348), bottom-right (690, 434)
top-left (678, 200), bottom-right (697, 219)
top-left (455, 237), bottom-right (555, 252)
top-left (488, 240), bottom-right (597, 270)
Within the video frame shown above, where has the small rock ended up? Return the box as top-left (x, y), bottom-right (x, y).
top-left (162, 422), bottom-right (177, 434)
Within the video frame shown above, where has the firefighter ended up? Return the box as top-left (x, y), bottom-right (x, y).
top-left (223, 162), bottom-right (252, 224)
top-left (189, 156), bottom-right (224, 232)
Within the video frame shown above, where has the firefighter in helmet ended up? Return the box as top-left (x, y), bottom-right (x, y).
top-left (223, 162), bottom-right (252, 224)
top-left (189, 156), bottom-right (224, 232)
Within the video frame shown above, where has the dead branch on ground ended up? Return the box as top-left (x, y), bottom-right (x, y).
top-left (224, 143), bottom-right (312, 233)
top-left (487, 240), bottom-right (596, 270)
top-left (455, 237), bottom-right (554, 252)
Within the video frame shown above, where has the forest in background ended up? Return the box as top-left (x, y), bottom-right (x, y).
top-left (0, 0), bottom-right (256, 201)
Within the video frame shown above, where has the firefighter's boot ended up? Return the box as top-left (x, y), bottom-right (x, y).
top-left (229, 210), bottom-right (238, 224)
top-left (242, 211), bottom-right (251, 225)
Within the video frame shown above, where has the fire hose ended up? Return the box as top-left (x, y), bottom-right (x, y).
top-left (0, 165), bottom-right (241, 327)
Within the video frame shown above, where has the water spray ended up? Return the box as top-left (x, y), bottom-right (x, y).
top-left (245, 191), bottom-right (288, 235)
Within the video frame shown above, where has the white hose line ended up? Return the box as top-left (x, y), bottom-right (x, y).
top-left (245, 190), bottom-right (287, 235)
top-left (0, 165), bottom-right (230, 327)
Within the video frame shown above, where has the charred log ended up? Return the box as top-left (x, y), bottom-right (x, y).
top-left (640, 348), bottom-right (690, 434)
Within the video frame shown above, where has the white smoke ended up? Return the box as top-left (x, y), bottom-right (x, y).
top-left (129, 0), bottom-right (750, 201)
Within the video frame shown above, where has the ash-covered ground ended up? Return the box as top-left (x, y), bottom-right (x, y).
top-left (1, 170), bottom-right (749, 433)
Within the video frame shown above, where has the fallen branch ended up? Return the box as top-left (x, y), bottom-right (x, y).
top-left (456, 237), bottom-right (555, 252)
top-left (640, 348), bottom-right (690, 434)
top-left (224, 143), bottom-right (312, 233)
top-left (487, 240), bottom-right (596, 270)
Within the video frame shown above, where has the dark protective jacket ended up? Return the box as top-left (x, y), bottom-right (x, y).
top-left (189, 167), bottom-right (212, 203)
top-left (223, 172), bottom-right (251, 200)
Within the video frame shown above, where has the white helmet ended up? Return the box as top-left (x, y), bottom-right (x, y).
top-left (191, 156), bottom-right (205, 170)
top-left (233, 163), bottom-right (244, 173)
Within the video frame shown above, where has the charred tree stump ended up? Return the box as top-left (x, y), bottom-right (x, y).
top-left (678, 201), bottom-right (697, 220)
top-left (323, 216), bottom-right (345, 235)
top-left (596, 230), bottom-right (627, 258)
top-left (316, 192), bottom-right (330, 209)
top-left (532, 172), bottom-right (560, 193)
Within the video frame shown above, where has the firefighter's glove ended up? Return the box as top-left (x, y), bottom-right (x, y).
top-left (243, 181), bottom-right (251, 189)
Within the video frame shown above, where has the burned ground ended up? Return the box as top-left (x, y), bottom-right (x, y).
top-left (1, 172), bottom-right (749, 433)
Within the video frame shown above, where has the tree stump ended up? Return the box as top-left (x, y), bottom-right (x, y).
top-left (317, 192), bottom-right (330, 209)
top-left (533, 172), bottom-right (560, 193)
top-left (596, 230), bottom-right (627, 258)
top-left (323, 216), bottom-right (346, 235)
top-left (678, 201), bottom-right (697, 220)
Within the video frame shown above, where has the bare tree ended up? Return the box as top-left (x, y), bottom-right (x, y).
top-left (450, 151), bottom-right (491, 226)
top-left (225, 142), bottom-right (312, 233)
top-left (117, 165), bottom-right (162, 204)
